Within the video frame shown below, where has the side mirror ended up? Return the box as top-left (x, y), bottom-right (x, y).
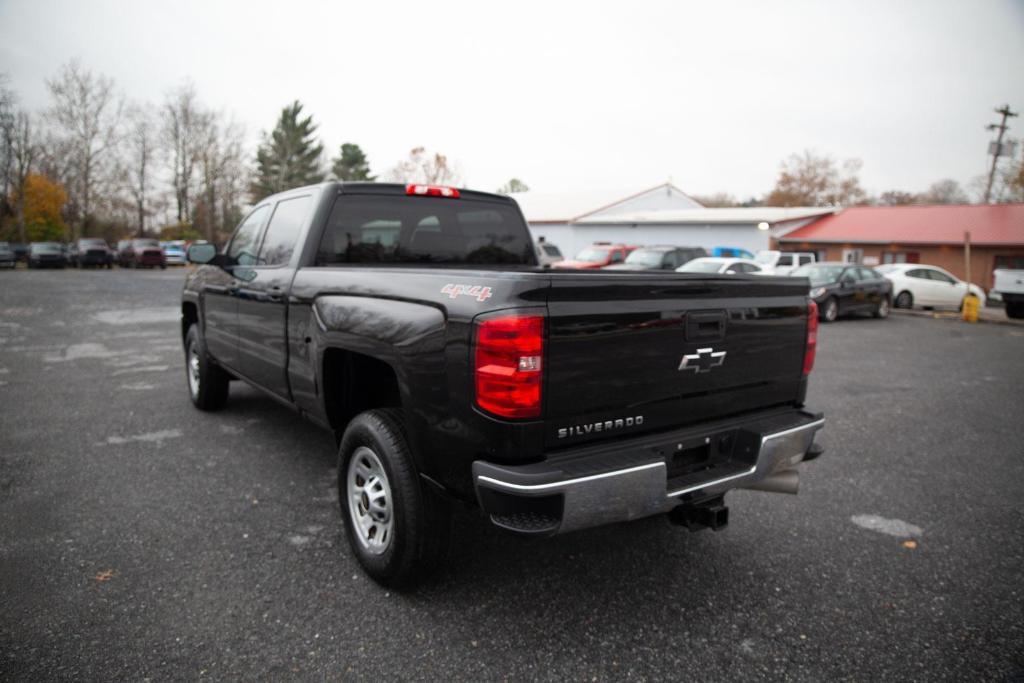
top-left (187, 244), bottom-right (217, 264)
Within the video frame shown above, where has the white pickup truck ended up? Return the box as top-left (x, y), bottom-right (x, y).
top-left (993, 269), bottom-right (1024, 319)
top-left (754, 250), bottom-right (816, 275)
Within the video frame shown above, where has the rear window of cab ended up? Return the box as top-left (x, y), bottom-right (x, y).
top-left (316, 195), bottom-right (534, 266)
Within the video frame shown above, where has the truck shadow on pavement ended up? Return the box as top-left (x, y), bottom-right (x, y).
top-left (218, 385), bottom-right (779, 627)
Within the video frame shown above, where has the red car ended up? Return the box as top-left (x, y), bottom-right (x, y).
top-left (119, 238), bottom-right (167, 269)
top-left (552, 243), bottom-right (638, 269)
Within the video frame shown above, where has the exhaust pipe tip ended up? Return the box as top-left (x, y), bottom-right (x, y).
top-left (743, 469), bottom-right (799, 495)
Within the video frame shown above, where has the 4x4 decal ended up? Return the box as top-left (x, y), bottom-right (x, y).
top-left (441, 283), bottom-right (493, 302)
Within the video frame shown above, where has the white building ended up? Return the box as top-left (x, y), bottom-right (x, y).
top-left (513, 183), bottom-right (835, 258)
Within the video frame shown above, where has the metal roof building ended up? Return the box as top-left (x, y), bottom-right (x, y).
top-left (513, 184), bottom-right (833, 257)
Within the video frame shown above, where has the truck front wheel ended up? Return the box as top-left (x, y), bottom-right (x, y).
top-left (184, 324), bottom-right (229, 411)
top-left (338, 409), bottom-right (450, 588)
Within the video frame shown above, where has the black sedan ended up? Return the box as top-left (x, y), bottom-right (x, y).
top-left (791, 262), bottom-right (892, 322)
top-left (27, 242), bottom-right (67, 269)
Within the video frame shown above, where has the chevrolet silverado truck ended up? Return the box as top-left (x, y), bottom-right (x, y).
top-left (182, 182), bottom-right (825, 587)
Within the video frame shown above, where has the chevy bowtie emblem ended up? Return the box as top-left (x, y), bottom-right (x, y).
top-left (679, 347), bottom-right (727, 373)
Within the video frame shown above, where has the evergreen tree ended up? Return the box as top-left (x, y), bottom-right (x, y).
top-left (251, 101), bottom-right (324, 200)
top-left (331, 142), bottom-right (375, 181)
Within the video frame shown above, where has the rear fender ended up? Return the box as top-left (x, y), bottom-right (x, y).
top-left (312, 295), bottom-right (447, 469)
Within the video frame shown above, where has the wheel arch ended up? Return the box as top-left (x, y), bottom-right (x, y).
top-left (322, 347), bottom-right (404, 440)
top-left (181, 300), bottom-right (199, 341)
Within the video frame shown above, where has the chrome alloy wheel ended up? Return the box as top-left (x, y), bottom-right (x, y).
top-left (824, 298), bottom-right (838, 322)
top-left (187, 341), bottom-right (201, 399)
top-left (346, 446), bottom-right (394, 554)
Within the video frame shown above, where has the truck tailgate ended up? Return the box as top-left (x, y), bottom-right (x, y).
top-left (543, 273), bottom-right (810, 448)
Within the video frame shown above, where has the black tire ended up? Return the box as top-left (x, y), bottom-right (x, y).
top-left (338, 408), bottom-right (450, 588)
top-left (895, 290), bottom-right (913, 309)
top-left (160, 263), bottom-right (167, 270)
top-left (1007, 302), bottom-right (1024, 320)
top-left (873, 296), bottom-right (890, 319)
top-left (820, 297), bottom-right (839, 323)
top-left (184, 324), bottom-right (229, 411)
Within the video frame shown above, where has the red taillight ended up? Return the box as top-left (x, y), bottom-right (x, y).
top-left (406, 184), bottom-right (460, 198)
top-left (474, 314), bottom-right (544, 419)
top-left (803, 300), bottom-right (818, 375)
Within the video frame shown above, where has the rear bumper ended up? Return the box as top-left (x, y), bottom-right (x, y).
top-left (473, 408), bottom-right (824, 536)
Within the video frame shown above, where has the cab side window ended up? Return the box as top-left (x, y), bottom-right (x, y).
top-left (258, 195), bottom-right (312, 267)
top-left (227, 205), bottom-right (270, 266)
top-left (609, 250), bottom-right (625, 263)
top-left (777, 254), bottom-right (793, 267)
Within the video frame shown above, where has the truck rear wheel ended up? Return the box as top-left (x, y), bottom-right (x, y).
top-left (338, 408), bottom-right (450, 588)
top-left (1006, 302), bottom-right (1024, 319)
top-left (184, 324), bottom-right (229, 411)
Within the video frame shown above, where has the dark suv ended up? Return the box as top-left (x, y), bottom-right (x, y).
top-left (604, 245), bottom-right (706, 271)
top-left (69, 238), bottom-right (114, 268)
top-left (27, 242), bottom-right (66, 268)
top-left (119, 238), bottom-right (166, 269)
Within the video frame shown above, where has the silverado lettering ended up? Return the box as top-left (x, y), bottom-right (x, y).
top-left (180, 181), bottom-right (825, 588)
top-left (558, 416), bottom-right (645, 439)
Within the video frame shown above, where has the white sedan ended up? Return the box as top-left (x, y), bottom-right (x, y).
top-left (876, 264), bottom-right (986, 310)
top-left (676, 257), bottom-right (766, 275)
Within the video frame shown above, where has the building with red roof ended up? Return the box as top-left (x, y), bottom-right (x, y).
top-left (775, 203), bottom-right (1024, 290)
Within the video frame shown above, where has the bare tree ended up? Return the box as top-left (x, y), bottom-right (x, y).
top-left (690, 192), bottom-right (740, 207)
top-left (765, 150), bottom-right (866, 207)
top-left (45, 60), bottom-right (122, 239)
top-left (9, 110), bottom-right (38, 243)
top-left (119, 103), bottom-right (159, 236)
top-left (497, 178), bottom-right (529, 194)
top-left (0, 74), bottom-right (16, 220)
top-left (162, 83), bottom-right (203, 225)
top-left (919, 178), bottom-right (968, 205)
top-left (194, 111), bottom-right (248, 241)
top-left (877, 190), bottom-right (917, 206)
top-left (387, 146), bottom-right (461, 185)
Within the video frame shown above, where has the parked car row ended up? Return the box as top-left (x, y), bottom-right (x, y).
top-left (538, 240), bottom-right (990, 323)
top-left (0, 238), bottom-right (203, 270)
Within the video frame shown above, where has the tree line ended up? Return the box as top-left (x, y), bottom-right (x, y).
top-left (3, 62), bottom-right (1020, 245)
top-left (692, 148), bottom-right (1024, 208)
top-left (0, 63), bottom-right (469, 246)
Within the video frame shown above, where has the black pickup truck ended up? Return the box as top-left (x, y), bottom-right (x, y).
top-left (182, 182), bottom-right (824, 586)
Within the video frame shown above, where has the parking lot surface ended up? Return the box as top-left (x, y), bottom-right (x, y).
top-left (2, 269), bottom-right (1022, 680)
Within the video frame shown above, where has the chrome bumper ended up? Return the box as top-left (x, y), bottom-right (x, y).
top-left (473, 411), bottom-right (825, 536)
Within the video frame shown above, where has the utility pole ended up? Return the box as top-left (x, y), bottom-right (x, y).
top-left (983, 104), bottom-right (1018, 203)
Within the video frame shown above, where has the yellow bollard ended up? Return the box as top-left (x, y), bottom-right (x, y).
top-left (961, 293), bottom-right (980, 323)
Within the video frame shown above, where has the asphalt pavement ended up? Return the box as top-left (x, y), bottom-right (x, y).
top-left (1, 268), bottom-right (1022, 681)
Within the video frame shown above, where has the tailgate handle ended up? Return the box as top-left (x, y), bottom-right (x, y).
top-left (686, 311), bottom-right (727, 341)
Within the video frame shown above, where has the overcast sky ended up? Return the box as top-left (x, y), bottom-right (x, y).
top-left (1, 0), bottom-right (1022, 199)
